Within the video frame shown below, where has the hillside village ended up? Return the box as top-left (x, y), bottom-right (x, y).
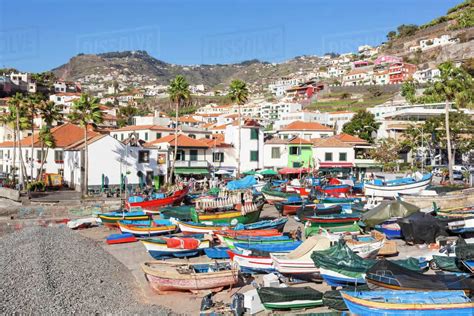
top-left (0, 1), bottom-right (473, 193)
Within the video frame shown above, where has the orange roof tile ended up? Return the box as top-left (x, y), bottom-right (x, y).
top-left (210, 124), bottom-right (227, 130)
top-left (334, 133), bottom-right (368, 144)
top-left (310, 136), bottom-right (352, 148)
top-left (146, 134), bottom-right (210, 148)
top-left (328, 111), bottom-right (355, 115)
top-left (288, 137), bottom-right (313, 145)
top-left (282, 121), bottom-right (332, 131)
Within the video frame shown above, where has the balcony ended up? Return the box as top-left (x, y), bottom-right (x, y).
top-left (174, 160), bottom-right (209, 168)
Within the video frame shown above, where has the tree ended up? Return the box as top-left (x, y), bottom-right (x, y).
top-left (420, 61), bottom-right (474, 183)
top-left (68, 94), bottom-right (103, 195)
top-left (367, 86), bottom-right (383, 98)
top-left (167, 75), bottom-right (191, 183)
top-left (397, 24), bottom-right (419, 37)
top-left (26, 94), bottom-right (45, 183)
top-left (342, 110), bottom-right (380, 143)
top-left (117, 104), bottom-right (138, 127)
top-left (227, 79), bottom-right (249, 177)
top-left (36, 100), bottom-right (63, 181)
top-left (386, 31), bottom-right (397, 41)
top-left (401, 123), bottom-right (435, 169)
top-left (401, 79), bottom-right (418, 103)
top-left (370, 138), bottom-right (402, 172)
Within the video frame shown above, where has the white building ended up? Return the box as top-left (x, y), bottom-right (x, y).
top-left (413, 68), bottom-right (440, 84)
top-left (260, 102), bottom-right (303, 122)
top-left (224, 119), bottom-right (264, 172)
top-left (312, 137), bottom-right (355, 170)
top-left (109, 125), bottom-right (173, 142)
top-left (64, 134), bottom-right (167, 191)
top-left (342, 69), bottom-right (372, 86)
top-left (263, 138), bottom-right (289, 169)
top-left (268, 77), bottom-right (304, 97)
top-left (419, 35), bottom-right (459, 51)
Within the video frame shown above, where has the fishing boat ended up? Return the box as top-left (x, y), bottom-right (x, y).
top-left (257, 287), bottom-right (323, 310)
top-left (117, 219), bottom-right (177, 237)
top-left (126, 186), bottom-right (189, 212)
top-left (215, 229), bottom-right (282, 243)
top-left (227, 249), bottom-right (274, 273)
top-left (341, 290), bottom-right (474, 316)
top-left (364, 173), bottom-right (432, 198)
top-left (106, 233), bottom-right (138, 244)
top-left (141, 237), bottom-right (210, 259)
top-left (448, 218), bottom-right (474, 234)
top-left (319, 184), bottom-right (351, 196)
top-left (436, 205), bottom-right (474, 218)
top-left (343, 230), bottom-right (386, 258)
top-left (271, 236), bottom-right (331, 276)
top-left (300, 213), bottom-right (360, 228)
top-left (366, 260), bottom-right (474, 294)
top-left (159, 205), bottom-right (194, 221)
top-left (191, 201), bottom-right (264, 225)
top-left (97, 211), bottom-right (150, 226)
top-left (142, 261), bottom-right (238, 294)
top-left (234, 241), bottom-right (302, 253)
top-left (274, 199), bottom-right (317, 216)
top-left (261, 184), bottom-right (300, 204)
top-left (296, 204), bottom-right (343, 220)
top-left (177, 217), bottom-right (287, 235)
top-left (222, 235), bottom-right (294, 249)
top-left (305, 222), bottom-right (362, 237)
top-left (204, 247), bottom-right (230, 259)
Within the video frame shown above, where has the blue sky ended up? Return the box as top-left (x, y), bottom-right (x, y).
top-left (0, 0), bottom-right (462, 72)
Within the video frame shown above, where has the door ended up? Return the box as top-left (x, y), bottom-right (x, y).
top-left (146, 171), bottom-right (153, 186)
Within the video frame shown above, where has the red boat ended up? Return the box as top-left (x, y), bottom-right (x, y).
top-left (319, 184), bottom-right (351, 197)
top-left (126, 186), bottom-right (189, 212)
top-left (215, 229), bottom-right (282, 238)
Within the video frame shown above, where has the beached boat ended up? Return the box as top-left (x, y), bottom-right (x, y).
top-left (142, 261), bottom-right (238, 294)
top-left (141, 237), bottom-right (210, 259)
top-left (97, 211), bottom-right (150, 226)
top-left (126, 186), bottom-right (189, 212)
top-left (227, 250), bottom-right (274, 273)
top-left (222, 235), bottom-right (294, 249)
top-left (341, 290), bottom-right (474, 316)
top-left (305, 222), bottom-right (362, 237)
top-left (319, 184), bottom-right (351, 196)
top-left (375, 221), bottom-right (402, 239)
top-left (296, 204), bottom-right (343, 220)
top-left (343, 231), bottom-right (386, 258)
top-left (204, 247), bottom-right (230, 259)
top-left (191, 201), bottom-right (264, 225)
top-left (234, 241), bottom-right (302, 253)
top-left (364, 173), bottom-right (432, 198)
top-left (274, 200), bottom-right (317, 216)
top-left (117, 219), bottom-right (177, 237)
top-left (106, 233), bottom-right (138, 244)
top-left (271, 236), bottom-right (331, 276)
top-left (261, 184), bottom-right (300, 204)
top-left (215, 230), bottom-right (282, 243)
top-left (448, 218), bottom-right (474, 234)
top-left (257, 287), bottom-right (323, 310)
top-left (300, 213), bottom-right (360, 228)
top-left (159, 205), bottom-right (194, 221)
top-left (177, 217), bottom-right (287, 235)
top-left (366, 260), bottom-right (474, 294)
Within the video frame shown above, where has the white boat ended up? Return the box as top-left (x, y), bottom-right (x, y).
top-left (448, 218), bottom-right (474, 233)
top-left (271, 236), bottom-right (331, 275)
top-left (364, 173), bottom-right (432, 198)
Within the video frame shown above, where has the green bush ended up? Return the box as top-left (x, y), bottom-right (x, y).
top-left (27, 181), bottom-right (45, 192)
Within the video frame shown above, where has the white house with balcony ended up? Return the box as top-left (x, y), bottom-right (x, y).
top-left (277, 120), bottom-right (334, 140)
top-left (413, 68), bottom-right (440, 84)
top-left (268, 77), bottom-right (304, 97)
top-left (263, 137), bottom-right (289, 170)
top-left (110, 125), bottom-right (173, 142)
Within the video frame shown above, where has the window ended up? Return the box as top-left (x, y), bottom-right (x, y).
top-left (144, 132), bottom-right (148, 141)
top-left (0, 165), bottom-right (3, 172)
top-left (213, 152), bottom-right (224, 162)
top-left (293, 162), bottom-right (302, 168)
top-left (156, 133), bottom-right (162, 139)
top-left (138, 150), bottom-right (150, 163)
top-left (339, 152), bottom-right (347, 161)
top-left (304, 134), bottom-right (311, 140)
top-left (271, 147), bottom-right (280, 159)
top-left (325, 152), bottom-right (333, 161)
top-left (121, 134), bottom-right (124, 141)
top-left (113, 134), bottom-right (117, 139)
top-left (190, 150), bottom-right (198, 161)
top-left (54, 150), bottom-right (64, 162)
top-left (250, 129), bottom-right (259, 140)
top-left (188, 134), bottom-right (196, 139)
top-left (58, 168), bottom-right (64, 177)
top-left (250, 150), bottom-right (259, 162)
top-left (289, 147), bottom-right (300, 155)
top-left (176, 150), bottom-right (185, 161)
top-left (36, 150), bottom-right (45, 161)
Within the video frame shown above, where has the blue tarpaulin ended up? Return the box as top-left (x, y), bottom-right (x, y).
top-left (226, 175), bottom-right (257, 190)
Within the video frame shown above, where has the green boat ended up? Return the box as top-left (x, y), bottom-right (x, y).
top-left (190, 201), bottom-right (264, 225)
top-left (159, 205), bottom-right (194, 221)
top-left (261, 184), bottom-right (299, 205)
top-left (305, 222), bottom-right (362, 237)
top-left (257, 286), bottom-right (323, 310)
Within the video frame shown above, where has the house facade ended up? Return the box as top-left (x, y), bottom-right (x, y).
top-left (109, 125), bottom-right (173, 142)
top-left (278, 120), bottom-right (334, 140)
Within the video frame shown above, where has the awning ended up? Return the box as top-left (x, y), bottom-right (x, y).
top-left (278, 167), bottom-right (311, 175)
top-left (174, 167), bottom-right (209, 175)
top-left (318, 162), bottom-right (353, 168)
top-left (355, 163), bottom-right (383, 168)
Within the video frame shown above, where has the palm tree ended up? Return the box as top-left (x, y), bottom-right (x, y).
top-left (0, 103), bottom-right (18, 183)
top-left (26, 94), bottom-right (44, 183)
top-left (36, 100), bottom-right (63, 181)
top-left (422, 62), bottom-right (474, 183)
top-left (227, 79), bottom-right (249, 177)
top-left (68, 93), bottom-right (103, 195)
top-left (167, 75), bottom-right (190, 184)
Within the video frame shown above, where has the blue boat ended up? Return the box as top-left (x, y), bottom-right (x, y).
top-left (341, 290), bottom-right (474, 316)
top-left (242, 217), bottom-right (288, 232)
top-left (234, 241), bottom-right (302, 253)
top-left (375, 221), bottom-right (402, 239)
top-left (204, 247), bottom-right (230, 259)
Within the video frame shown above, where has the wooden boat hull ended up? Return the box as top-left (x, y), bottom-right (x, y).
top-left (305, 223), bottom-right (361, 237)
top-left (305, 217), bottom-right (360, 227)
top-left (341, 291), bottom-right (474, 316)
top-left (262, 300), bottom-right (323, 310)
top-left (97, 213), bottom-right (150, 226)
top-left (127, 187), bottom-right (189, 212)
top-left (228, 251), bottom-right (274, 274)
top-left (320, 268), bottom-right (365, 287)
top-left (364, 176), bottom-right (432, 198)
top-left (196, 209), bottom-right (262, 225)
top-left (141, 239), bottom-right (210, 259)
top-left (118, 222), bottom-right (177, 237)
top-left (320, 185), bottom-right (351, 196)
top-left (142, 262), bottom-right (238, 293)
top-left (222, 235), bottom-right (293, 249)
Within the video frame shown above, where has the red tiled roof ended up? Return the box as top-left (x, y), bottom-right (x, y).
top-left (288, 137), bottom-right (313, 145)
top-left (0, 123), bottom-right (99, 148)
top-left (282, 120), bottom-right (332, 131)
top-left (146, 133), bottom-right (210, 148)
top-left (334, 133), bottom-right (368, 144)
top-left (311, 136), bottom-right (352, 148)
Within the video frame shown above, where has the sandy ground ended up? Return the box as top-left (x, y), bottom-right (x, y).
top-left (77, 205), bottom-right (432, 315)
